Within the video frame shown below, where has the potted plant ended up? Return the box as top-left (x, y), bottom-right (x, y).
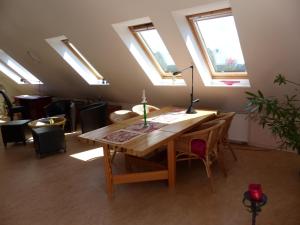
top-left (245, 74), bottom-right (300, 154)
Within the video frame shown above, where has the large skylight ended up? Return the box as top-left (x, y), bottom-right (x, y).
top-left (113, 17), bottom-right (185, 86)
top-left (46, 36), bottom-right (107, 85)
top-left (0, 50), bottom-right (42, 84)
top-left (187, 8), bottom-right (247, 78)
top-left (130, 23), bottom-right (179, 78)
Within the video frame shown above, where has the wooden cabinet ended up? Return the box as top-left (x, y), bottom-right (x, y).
top-left (14, 95), bottom-right (52, 120)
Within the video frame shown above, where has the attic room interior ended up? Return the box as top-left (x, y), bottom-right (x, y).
top-left (0, 0), bottom-right (299, 224)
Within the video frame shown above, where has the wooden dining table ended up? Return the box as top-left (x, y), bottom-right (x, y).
top-left (79, 106), bottom-right (217, 197)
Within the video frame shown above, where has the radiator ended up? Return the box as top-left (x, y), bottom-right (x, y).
top-left (228, 113), bottom-right (249, 143)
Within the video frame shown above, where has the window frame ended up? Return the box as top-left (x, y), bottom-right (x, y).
top-left (187, 8), bottom-right (247, 79)
top-left (61, 39), bottom-right (103, 80)
top-left (0, 59), bottom-right (24, 83)
top-left (0, 50), bottom-right (42, 84)
top-left (129, 23), bottom-right (180, 79)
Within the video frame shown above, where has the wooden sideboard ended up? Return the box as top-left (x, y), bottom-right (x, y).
top-left (14, 95), bottom-right (52, 120)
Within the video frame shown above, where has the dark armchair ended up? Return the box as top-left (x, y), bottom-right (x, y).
top-left (0, 90), bottom-right (25, 120)
top-left (80, 102), bottom-right (107, 133)
top-left (44, 100), bottom-right (76, 132)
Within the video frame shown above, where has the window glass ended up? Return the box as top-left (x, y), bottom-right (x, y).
top-left (130, 23), bottom-right (178, 77)
top-left (0, 50), bottom-right (42, 84)
top-left (46, 36), bottom-right (106, 85)
top-left (195, 15), bottom-right (246, 73)
top-left (188, 8), bottom-right (247, 77)
top-left (137, 29), bottom-right (177, 74)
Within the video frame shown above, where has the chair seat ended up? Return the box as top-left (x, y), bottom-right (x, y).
top-left (191, 139), bottom-right (206, 159)
top-left (132, 104), bottom-right (159, 115)
top-left (109, 110), bottom-right (139, 123)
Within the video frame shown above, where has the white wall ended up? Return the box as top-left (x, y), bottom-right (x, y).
top-left (0, 0), bottom-right (299, 149)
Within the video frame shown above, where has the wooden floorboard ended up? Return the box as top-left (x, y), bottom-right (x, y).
top-left (0, 132), bottom-right (299, 225)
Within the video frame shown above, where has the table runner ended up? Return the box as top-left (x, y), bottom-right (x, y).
top-left (98, 109), bottom-right (192, 144)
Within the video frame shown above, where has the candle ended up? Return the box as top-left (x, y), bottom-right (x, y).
top-left (142, 89), bottom-right (148, 127)
top-left (142, 89), bottom-right (147, 103)
top-left (248, 184), bottom-right (263, 201)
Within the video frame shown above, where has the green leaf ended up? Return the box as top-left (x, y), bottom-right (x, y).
top-left (274, 74), bottom-right (287, 85)
top-left (245, 91), bottom-right (257, 97)
top-left (258, 90), bottom-right (264, 98)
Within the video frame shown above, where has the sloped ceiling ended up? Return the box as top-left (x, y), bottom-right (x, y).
top-left (0, 0), bottom-right (299, 112)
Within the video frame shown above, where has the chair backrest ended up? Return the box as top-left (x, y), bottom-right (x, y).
top-left (132, 104), bottom-right (159, 115)
top-left (213, 112), bottom-right (235, 141)
top-left (0, 90), bottom-right (12, 109)
top-left (197, 120), bottom-right (225, 156)
top-left (80, 101), bottom-right (106, 111)
top-left (44, 100), bottom-right (71, 117)
top-left (179, 119), bottom-right (225, 159)
top-left (80, 102), bottom-right (107, 133)
top-left (109, 110), bottom-right (139, 123)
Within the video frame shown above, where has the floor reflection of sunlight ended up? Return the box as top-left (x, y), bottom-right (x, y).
top-left (27, 137), bottom-right (34, 143)
top-left (65, 131), bottom-right (80, 136)
top-left (70, 147), bottom-right (104, 161)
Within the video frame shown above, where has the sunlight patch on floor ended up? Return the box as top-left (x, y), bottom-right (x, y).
top-left (70, 147), bottom-right (104, 161)
top-left (27, 137), bottom-right (34, 143)
top-left (65, 131), bottom-right (81, 136)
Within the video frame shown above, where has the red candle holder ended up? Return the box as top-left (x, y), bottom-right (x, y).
top-left (243, 183), bottom-right (267, 225)
top-left (248, 184), bottom-right (263, 202)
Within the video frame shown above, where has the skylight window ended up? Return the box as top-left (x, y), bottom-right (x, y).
top-left (46, 36), bottom-right (107, 85)
top-left (129, 23), bottom-right (179, 78)
top-left (0, 50), bottom-right (42, 84)
top-left (187, 8), bottom-right (247, 78)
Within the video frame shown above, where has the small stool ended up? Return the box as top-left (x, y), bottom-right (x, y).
top-left (32, 126), bottom-right (66, 158)
top-left (1, 119), bottom-right (30, 148)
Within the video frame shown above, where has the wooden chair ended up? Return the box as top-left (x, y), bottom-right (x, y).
top-left (174, 119), bottom-right (226, 191)
top-left (0, 90), bottom-right (25, 120)
top-left (109, 110), bottom-right (139, 123)
top-left (131, 104), bottom-right (159, 115)
top-left (213, 112), bottom-right (237, 161)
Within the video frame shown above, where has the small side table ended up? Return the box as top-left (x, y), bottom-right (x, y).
top-left (1, 119), bottom-right (30, 147)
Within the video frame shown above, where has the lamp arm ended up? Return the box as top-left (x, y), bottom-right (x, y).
top-left (173, 65), bottom-right (197, 114)
top-left (179, 65), bottom-right (193, 74)
top-left (191, 65), bottom-right (194, 103)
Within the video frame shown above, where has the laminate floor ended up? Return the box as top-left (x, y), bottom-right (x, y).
top-left (0, 132), bottom-right (299, 225)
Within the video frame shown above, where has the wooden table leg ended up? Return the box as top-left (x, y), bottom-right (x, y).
top-left (167, 140), bottom-right (176, 188)
top-left (103, 144), bottom-right (113, 198)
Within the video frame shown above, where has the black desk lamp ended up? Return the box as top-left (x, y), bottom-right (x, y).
top-left (173, 65), bottom-right (199, 114)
